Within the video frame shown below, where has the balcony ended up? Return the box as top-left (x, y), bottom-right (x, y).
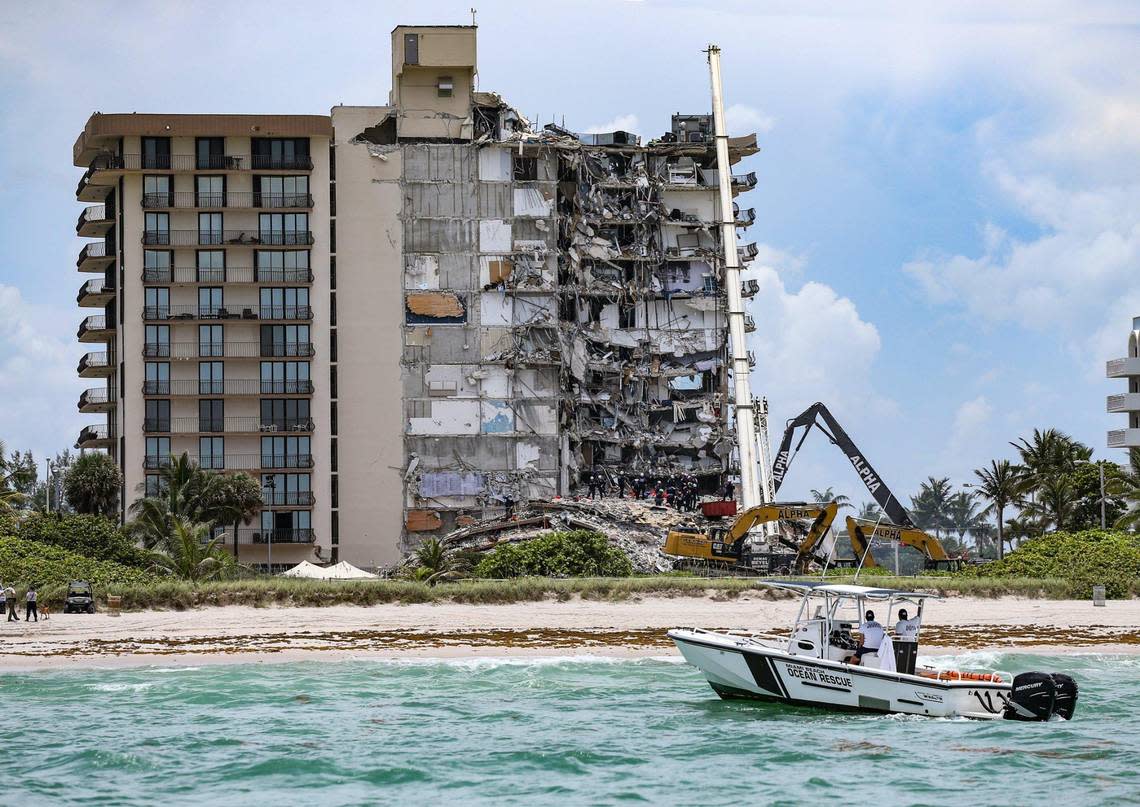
top-left (142, 305), bottom-right (312, 322)
top-left (78, 315), bottom-right (115, 342)
top-left (741, 278), bottom-right (759, 298)
top-left (78, 351), bottom-right (113, 377)
top-left (1106, 357), bottom-right (1140, 378)
top-left (262, 491), bottom-right (316, 507)
top-left (1107, 429), bottom-right (1140, 448)
top-left (233, 528), bottom-right (315, 545)
top-left (144, 453), bottom-right (314, 471)
top-left (141, 192), bottom-right (314, 210)
top-left (743, 314), bottom-right (757, 333)
top-left (731, 171), bottom-right (758, 191)
top-left (733, 205), bottom-right (757, 227)
top-left (142, 380), bottom-right (314, 396)
top-left (76, 205), bottom-right (113, 236)
top-left (1107, 393), bottom-right (1140, 413)
top-left (75, 424), bottom-right (114, 449)
top-left (142, 341), bottom-right (315, 359)
top-left (77, 241), bottom-right (114, 272)
top-left (141, 230), bottom-right (315, 247)
top-left (77, 279), bottom-right (114, 307)
top-left (78, 387), bottom-right (115, 413)
top-left (142, 266), bottom-right (312, 284)
top-left (144, 417), bottom-right (315, 434)
top-left (737, 242), bottom-right (758, 262)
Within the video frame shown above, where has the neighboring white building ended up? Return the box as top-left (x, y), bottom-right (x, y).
top-left (1107, 315), bottom-right (1140, 452)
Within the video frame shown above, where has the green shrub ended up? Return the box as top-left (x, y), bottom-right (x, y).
top-left (958, 530), bottom-right (1140, 598)
top-left (12, 513), bottom-right (152, 569)
top-left (472, 530), bottom-right (633, 579)
top-left (0, 536), bottom-right (159, 596)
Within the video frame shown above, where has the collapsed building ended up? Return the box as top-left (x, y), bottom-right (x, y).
top-left (72, 24), bottom-right (760, 569)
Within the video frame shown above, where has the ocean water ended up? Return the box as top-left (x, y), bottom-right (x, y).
top-left (0, 653), bottom-right (1135, 806)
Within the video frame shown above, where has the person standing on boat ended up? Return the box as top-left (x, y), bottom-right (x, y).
top-left (894, 608), bottom-right (920, 642)
top-left (850, 610), bottom-right (884, 665)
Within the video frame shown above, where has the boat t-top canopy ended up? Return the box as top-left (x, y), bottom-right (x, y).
top-left (759, 581), bottom-right (942, 600)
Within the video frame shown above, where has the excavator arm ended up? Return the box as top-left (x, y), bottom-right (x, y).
top-left (771, 402), bottom-right (914, 528)
top-left (663, 502), bottom-right (837, 569)
top-left (845, 516), bottom-right (961, 570)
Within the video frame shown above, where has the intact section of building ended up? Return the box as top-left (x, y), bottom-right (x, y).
top-left (1106, 316), bottom-right (1140, 451)
top-left (72, 24), bottom-right (759, 570)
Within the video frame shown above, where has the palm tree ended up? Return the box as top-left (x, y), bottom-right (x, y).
top-left (972, 459), bottom-right (1021, 559)
top-left (1011, 428), bottom-right (1091, 496)
top-left (1110, 452), bottom-right (1140, 530)
top-left (199, 473), bottom-right (262, 561)
top-left (0, 441), bottom-right (26, 514)
top-left (909, 477), bottom-right (954, 538)
top-left (856, 501), bottom-right (882, 521)
top-left (149, 518), bottom-right (229, 582)
top-left (810, 487), bottom-right (851, 510)
top-left (1023, 475), bottom-right (1077, 532)
top-left (413, 538), bottom-right (464, 586)
top-left (63, 452), bottom-right (123, 516)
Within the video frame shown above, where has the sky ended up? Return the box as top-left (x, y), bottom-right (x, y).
top-left (1, 1), bottom-right (1138, 507)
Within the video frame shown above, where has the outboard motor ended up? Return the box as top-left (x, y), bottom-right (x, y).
top-left (1002, 672), bottom-right (1056, 721)
top-left (1050, 673), bottom-right (1079, 720)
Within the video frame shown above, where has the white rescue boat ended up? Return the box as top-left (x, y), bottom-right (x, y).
top-left (669, 582), bottom-right (1077, 721)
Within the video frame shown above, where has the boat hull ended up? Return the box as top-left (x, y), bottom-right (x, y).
top-left (669, 629), bottom-right (1011, 720)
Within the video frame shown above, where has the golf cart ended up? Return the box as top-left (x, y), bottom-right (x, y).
top-left (64, 580), bottom-right (95, 614)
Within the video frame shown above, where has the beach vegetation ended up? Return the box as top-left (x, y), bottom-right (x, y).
top-left (472, 530), bottom-right (633, 579)
top-left (148, 518), bottom-right (233, 583)
top-left (9, 512), bottom-right (151, 569)
top-left (0, 535), bottom-right (158, 593)
top-left (410, 537), bottom-right (467, 586)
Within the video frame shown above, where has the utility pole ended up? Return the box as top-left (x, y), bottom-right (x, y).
top-left (707, 44), bottom-right (761, 510)
top-left (1099, 461), bottom-right (1106, 529)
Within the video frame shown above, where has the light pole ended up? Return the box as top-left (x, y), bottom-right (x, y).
top-left (265, 476), bottom-right (276, 574)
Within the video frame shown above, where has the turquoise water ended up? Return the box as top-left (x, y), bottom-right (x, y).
top-left (0, 653), bottom-right (1136, 806)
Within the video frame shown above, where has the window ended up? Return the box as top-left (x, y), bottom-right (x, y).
top-left (144, 212), bottom-right (169, 245)
top-left (256, 250), bottom-right (309, 283)
top-left (145, 437), bottom-right (171, 470)
top-left (198, 287), bottom-right (223, 318)
top-left (199, 400), bottom-right (224, 432)
top-left (259, 287), bottom-right (309, 319)
top-left (256, 175), bottom-right (309, 207)
top-left (437, 75), bottom-right (454, 98)
top-left (143, 175), bottom-right (172, 207)
top-left (260, 361), bottom-right (310, 394)
top-left (702, 274), bottom-right (717, 294)
top-left (260, 324), bottom-right (310, 357)
top-left (197, 250), bottom-right (225, 283)
top-left (260, 398), bottom-right (310, 431)
top-left (261, 435), bottom-right (311, 468)
top-left (143, 250), bottom-right (172, 282)
top-left (196, 175), bottom-right (224, 207)
top-left (199, 436), bottom-right (224, 470)
top-left (513, 156), bottom-right (538, 181)
top-left (144, 287), bottom-right (169, 320)
top-left (198, 212), bottom-right (223, 245)
top-left (404, 33), bottom-right (419, 64)
top-left (145, 399), bottom-right (170, 432)
top-left (141, 137), bottom-right (171, 170)
top-left (199, 324), bottom-right (224, 357)
top-left (619, 302), bottom-right (636, 329)
top-left (145, 362), bottom-right (170, 395)
top-left (196, 137), bottom-right (224, 170)
top-left (251, 138), bottom-right (310, 170)
top-left (144, 474), bottom-right (166, 496)
top-left (199, 361), bottom-right (224, 395)
top-left (144, 325), bottom-right (170, 357)
top-left (259, 213), bottom-right (308, 245)
top-left (261, 473), bottom-right (311, 505)
top-left (260, 508), bottom-right (311, 541)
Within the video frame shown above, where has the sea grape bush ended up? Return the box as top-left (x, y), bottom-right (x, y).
top-left (472, 530), bottom-right (633, 579)
top-left (0, 537), bottom-right (158, 590)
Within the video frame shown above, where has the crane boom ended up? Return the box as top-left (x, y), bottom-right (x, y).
top-left (771, 402), bottom-right (914, 528)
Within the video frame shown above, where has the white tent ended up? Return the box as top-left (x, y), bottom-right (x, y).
top-left (281, 560), bottom-right (328, 579)
top-left (323, 561), bottom-right (378, 580)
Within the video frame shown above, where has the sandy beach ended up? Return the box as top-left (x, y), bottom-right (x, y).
top-left (0, 595), bottom-right (1135, 670)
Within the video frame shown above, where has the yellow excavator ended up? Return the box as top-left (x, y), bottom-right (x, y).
top-left (845, 516), bottom-right (965, 572)
top-left (664, 502), bottom-right (839, 574)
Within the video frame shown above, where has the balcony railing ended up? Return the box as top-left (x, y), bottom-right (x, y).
top-left (142, 305), bottom-right (312, 322)
top-left (741, 278), bottom-right (760, 298)
top-left (141, 192), bottom-right (314, 209)
top-left (142, 266), bottom-right (312, 284)
top-left (142, 230), bottom-right (314, 247)
top-left (77, 279), bottom-right (113, 305)
top-left (78, 315), bottom-right (112, 340)
top-left (76, 204), bottom-right (113, 235)
top-left (737, 242), bottom-right (759, 261)
top-left (234, 528), bottom-right (315, 544)
top-left (262, 491), bottom-right (315, 506)
top-left (143, 341), bottom-right (315, 359)
top-left (77, 241), bottom-right (112, 271)
top-left (78, 351), bottom-right (113, 376)
top-left (145, 417), bottom-right (315, 434)
top-left (1106, 357), bottom-right (1140, 378)
top-left (734, 205), bottom-right (757, 227)
top-left (142, 380), bottom-right (314, 396)
top-left (76, 425), bottom-right (113, 446)
top-left (1107, 429), bottom-right (1140, 448)
top-left (78, 387), bottom-right (115, 411)
top-left (144, 454), bottom-right (313, 471)
top-left (89, 153), bottom-right (314, 172)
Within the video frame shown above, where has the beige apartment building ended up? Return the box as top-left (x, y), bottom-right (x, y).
top-left (74, 25), bottom-right (758, 571)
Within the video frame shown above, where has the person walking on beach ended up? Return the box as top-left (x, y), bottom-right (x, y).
top-left (4, 585), bottom-right (16, 622)
top-left (25, 585), bottom-right (38, 622)
top-left (0, 585), bottom-right (6, 623)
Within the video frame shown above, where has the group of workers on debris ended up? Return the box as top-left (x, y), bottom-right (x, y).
top-left (582, 472), bottom-right (736, 512)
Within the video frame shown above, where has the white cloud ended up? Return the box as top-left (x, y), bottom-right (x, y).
top-left (0, 285), bottom-right (84, 463)
top-left (726, 103), bottom-right (774, 135)
top-left (583, 114), bottom-right (640, 136)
